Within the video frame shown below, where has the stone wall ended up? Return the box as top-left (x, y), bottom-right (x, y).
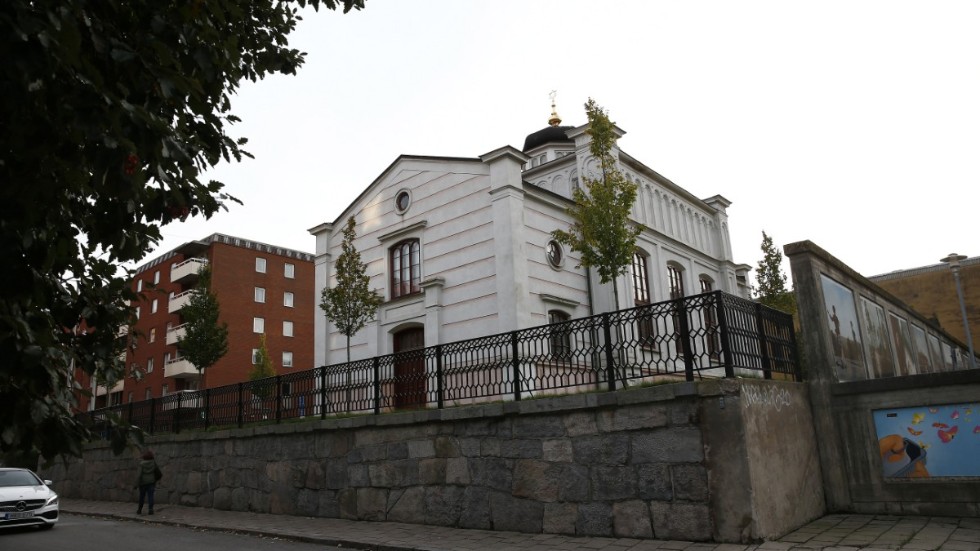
top-left (45, 380), bottom-right (824, 542)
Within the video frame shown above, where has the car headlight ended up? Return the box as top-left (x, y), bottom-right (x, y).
top-left (46, 494), bottom-right (59, 507)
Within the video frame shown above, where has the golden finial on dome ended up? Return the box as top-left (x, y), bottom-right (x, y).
top-left (548, 90), bottom-right (562, 126)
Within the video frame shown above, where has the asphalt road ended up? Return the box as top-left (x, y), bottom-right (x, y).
top-left (0, 513), bottom-right (368, 551)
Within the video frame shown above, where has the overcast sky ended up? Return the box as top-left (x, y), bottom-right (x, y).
top-left (143, 0), bottom-right (980, 282)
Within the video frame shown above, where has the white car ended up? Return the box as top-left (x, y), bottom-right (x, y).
top-left (0, 468), bottom-right (59, 530)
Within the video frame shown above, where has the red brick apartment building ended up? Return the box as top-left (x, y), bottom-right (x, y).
top-left (80, 234), bottom-right (314, 411)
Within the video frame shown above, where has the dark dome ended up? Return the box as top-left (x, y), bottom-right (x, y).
top-left (522, 125), bottom-right (574, 153)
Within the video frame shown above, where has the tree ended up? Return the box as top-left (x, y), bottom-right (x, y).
top-left (248, 333), bottom-right (277, 399)
top-left (755, 231), bottom-right (797, 314)
top-left (0, 0), bottom-right (363, 465)
top-left (551, 99), bottom-right (640, 309)
top-left (320, 217), bottom-right (383, 363)
top-left (178, 266), bottom-right (229, 383)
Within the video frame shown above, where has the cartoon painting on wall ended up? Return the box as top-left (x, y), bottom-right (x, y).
top-left (873, 403), bottom-right (980, 478)
top-left (820, 274), bottom-right (866, 380)
top-left (859, 297), bottom-right (894, 378)
top-left (888, 313), bottom-right (915, 376)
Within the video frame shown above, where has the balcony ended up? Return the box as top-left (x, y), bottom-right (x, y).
top-left (171, 257), bottom-right (208, 285)
top-left (164, 356), bottom-right (199, 379)
top-left (95, 380), bottom-right (124, 397)
top-left (166, 323), bottom-right (187, 345)
top-left (168, 289), bottom-right (194, 313)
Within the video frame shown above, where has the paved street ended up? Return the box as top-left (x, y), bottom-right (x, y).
top-left (59, 499), bottom-right (980, 551)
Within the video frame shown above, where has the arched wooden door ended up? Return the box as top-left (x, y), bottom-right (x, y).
top-left (393, 327), bottom-right (426, 409)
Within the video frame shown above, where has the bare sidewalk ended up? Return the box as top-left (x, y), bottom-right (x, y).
top-left (60, 499), bottom-right (979, 551)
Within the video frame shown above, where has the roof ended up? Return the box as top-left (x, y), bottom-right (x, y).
top-left (522, 125), bottom-right (575, 152)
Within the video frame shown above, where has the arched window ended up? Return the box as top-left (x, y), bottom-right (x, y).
top-left (390, 239), bottom-right (421, 299)
top-left (667, 263), bottom-right (685, 300)
top-left (700, 276), bottom-right (720, 359)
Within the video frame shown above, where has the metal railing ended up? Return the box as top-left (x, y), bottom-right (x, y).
top-left (81, 291), bottom-right (798, 435)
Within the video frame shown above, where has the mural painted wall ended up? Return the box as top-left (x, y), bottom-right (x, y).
top-left (873, 403), bottom-right (980, 478)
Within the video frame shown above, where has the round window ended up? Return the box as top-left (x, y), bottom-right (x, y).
top-left (395, 190), bottom-right (411, 213)
top-left (546, 240), bottom-right (563, 268)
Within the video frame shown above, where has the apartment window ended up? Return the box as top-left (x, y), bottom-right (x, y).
top-left (548, 310), bottom-right (572, 359)
top-left (632, 252), bottom-right (654, 346)
top-left (147, 357), bottom-right (154, 373)
top-left (128, 392), bottom-right (134, 404)
top-left (135, 306), bottom-right (140, 320)
top-left (148, 328), bottom-right (156, 343)
top-left (284, 263), bottom-right (295, 279)
top-left (137, 280), bottom-right (143, 292)
top-left (390, 239), bottom-right (421, 298)
top-left (153, 271), bottom-right (160, 285)
top-left (283, 291), bottom-right (294, 308)
top-left (144, 388), bottom-right (152, 400)
top-left (282, 351), bottom-right (293, 368)
top-left (252, 349), bottom-right (260, 365)
top-left (162, 384), bottom-right (169, 396)
top-left (151, 299), bottom-right (158, 314)
top-left (164, 352), bottom-right (171, 364)
top-left (256, 257), bottom-right (267, 273)
top-left (255, 287), bottom-right (266, 303)
top-left (253, 317), bottom-right (265, 333)
top-left (283, 320), bottom-right (294, 337)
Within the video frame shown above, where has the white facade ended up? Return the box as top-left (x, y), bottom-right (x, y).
top-left (310, 120), bottom-right (751, 367)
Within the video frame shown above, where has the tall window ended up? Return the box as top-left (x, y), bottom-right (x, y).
top-left (148, 328), bottom-right (156, 343)
top-left (151, 299), bottom-right (158, 314)
top-left (548, 310), bottom-right (572, 359)
top-left (668, 264), bottom-right (685, 299)
top-left (147, 357), bottom-right (154, 373)
top-left (390, 239), bottom-right (421, 299)
top-left (251, 349), bottom-right (260, 364)
top-left (253, 317), bottom-right (264, 333)
top-left (145, 388), bottom-right (152, 400)
top-left (283, 291), bottom-right (294, 308)
top-left (137, 280), bottom-right (143, 292)
top-left (255, 287), bottom-right (266, 303)
top-left (153, 271), bottom-right (160, 285)
top-left (282, 351), bottom-right (293, 368)
top-left (632, 252), bottom-right (654, 346)
top-left (284, 263), bottom-right (295, 279)
top-left (256, 257), bottom-right (267, 273)
top-left (283, 320), bottom-right (294, 337)
top-left (135, 306), bottom-right (140, 320)
top-left (668, 264), bottom-right (685, 353)
top-left (700, 276), bottom-right (720, 359)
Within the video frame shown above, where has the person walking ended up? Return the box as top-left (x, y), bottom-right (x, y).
top-left (136, 450), bottom-right (161, 515)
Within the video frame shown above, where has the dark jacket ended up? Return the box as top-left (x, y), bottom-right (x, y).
top-left (137, 459), bottom-right (159, 487)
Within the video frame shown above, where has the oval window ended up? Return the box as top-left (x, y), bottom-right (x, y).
top-left (546, 240), bottom-right (563, 268)
top-left (395, 190), bottom-right (411, 213)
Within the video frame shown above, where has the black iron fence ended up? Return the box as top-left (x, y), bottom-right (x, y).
top-left (81, 291), bottom-right (798, 435)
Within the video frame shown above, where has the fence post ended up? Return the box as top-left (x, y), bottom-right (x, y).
top-left (203, 388), bottom-right (210, 431)
top-left (602, 313), bottom-right (616, 391)
top-left (149, 398), bottom-right (155, 435)
top-left (511, 331), bottom-right (522, 401)
top-left (715, 291), bottom-right (735, 378)
top-left (373, 357), bottom-right (381, 415)
top-left (174, 392), bottom-right (182, 434)
top-left (754, 302), bottom-right (773, 380)
top-left (435, 345), bottom-right (445, 409)
top-left (320, 366), bottom-right (328, 420)
top-left (275, 375), bottom-right (283, 423)
top-left (677, 298), bottom-right (695, 382)
top-left (237, 383), bottom-right (244, 428)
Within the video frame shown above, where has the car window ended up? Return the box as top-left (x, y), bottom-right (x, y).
top-left (0, 470), bottom-right (42, 487)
